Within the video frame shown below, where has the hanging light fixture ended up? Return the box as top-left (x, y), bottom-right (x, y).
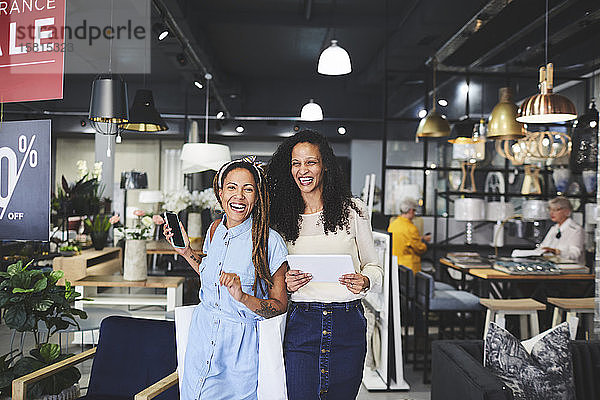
top-left (416, 58), bottom-right (450, 139)
top-left (180, 73), bottom-right (231, 173)
top-left (300, 99), bottom-right (324, 121)
top-left (488, 87), bottom-right (524, 140)
top-left (516, 1), bottom-right (576, 123)
top-left (317, 40), bottom-right (352, 76)
top-left (517, 63), bottom-right (577, 123)
top-left (88, 75), bottom-right (129, 135)
top-left (122, 89), bottom-right (168, 132)
top-left (88, 0), bottom-right (128, 137)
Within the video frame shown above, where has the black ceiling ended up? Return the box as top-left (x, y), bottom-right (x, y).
top-left (5, 0), bottom-right (600, 141)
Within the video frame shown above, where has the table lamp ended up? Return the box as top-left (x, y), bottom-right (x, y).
top-left (454, 198), bottom-right (485, 244)
top-left (486, 201), bottom-right (515, 247)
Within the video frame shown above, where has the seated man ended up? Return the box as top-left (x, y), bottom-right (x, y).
top-left (540, 196), bottom-right (584, 264)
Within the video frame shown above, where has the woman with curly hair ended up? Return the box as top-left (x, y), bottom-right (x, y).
top-left (158, 157), bottom-right (288, 399)
top-left (267, 129), bottom-right (382, 399)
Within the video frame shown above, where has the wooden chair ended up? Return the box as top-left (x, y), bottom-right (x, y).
top-left (548, 297), bottom-right (595, 339)
top-left (12, 316), bottom-right (178, 400)
top-left (480, 298), bottom-right (546, 339)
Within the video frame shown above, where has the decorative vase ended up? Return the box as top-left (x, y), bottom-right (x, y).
top-left (582, 169), bottom-right (597, 194)
top-left (90, 231), bottom-right (108, 250)
top-left (187, 212), bottom-right (203, 238)
top-left (552, 167), bottom-right (571, 194)
top-left (123, 239), bottom-right (147, 281)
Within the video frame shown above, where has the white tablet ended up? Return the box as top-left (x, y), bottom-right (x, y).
top-left (286, 254), bottom-right (355, 283)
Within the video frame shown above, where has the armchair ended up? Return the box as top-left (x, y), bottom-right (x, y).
top-left (12, 316), bottom-right (178, 400)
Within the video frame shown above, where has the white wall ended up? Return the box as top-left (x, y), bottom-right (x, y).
top-left (350, 140), bottom-right (382, 202)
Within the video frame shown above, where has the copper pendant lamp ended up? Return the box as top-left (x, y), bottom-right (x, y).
top-left (416, 58), bottom-right (450, 140)
top-left (488, 87), bottom-right (524, 140)
top-left (516, 63), bottom-right (577, 123)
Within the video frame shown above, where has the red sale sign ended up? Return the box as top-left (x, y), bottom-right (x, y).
top-left (0, 0), bottom-right (66, 103)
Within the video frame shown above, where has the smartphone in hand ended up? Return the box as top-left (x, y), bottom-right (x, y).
top-left (163, 212), bottom-right (186, 248)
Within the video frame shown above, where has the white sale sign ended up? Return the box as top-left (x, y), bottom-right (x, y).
top-left (0, 120), bottom-right (51, 241)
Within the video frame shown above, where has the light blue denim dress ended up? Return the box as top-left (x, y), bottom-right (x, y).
top-left (180, 215), bottom-right (288, 400)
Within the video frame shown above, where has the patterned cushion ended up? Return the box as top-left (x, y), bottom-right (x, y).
top-left (484, 322), bottom-right (576, 400)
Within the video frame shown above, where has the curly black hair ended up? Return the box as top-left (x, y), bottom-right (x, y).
top-left (266, 129), bottom-right (360, 243)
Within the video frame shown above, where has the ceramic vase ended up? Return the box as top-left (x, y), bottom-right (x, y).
top-left (582, 169), bottom-right (597, 194)
top-left (123, 239), bottom-right (147, 281)
top-left (552, 167), bottom-right (571, 193)
top-left (187, 212), bottom-right (203, 238)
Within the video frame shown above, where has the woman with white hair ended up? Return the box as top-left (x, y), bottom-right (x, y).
top-left (388, 197), bottom-right (431, 273)
top-left (539, 196), bottom-right (584, 263)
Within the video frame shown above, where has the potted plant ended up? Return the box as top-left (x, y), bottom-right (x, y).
top-left (84, 215), bottom-right (111, 250)
top-left (0, 261), bottom-right (87, 398)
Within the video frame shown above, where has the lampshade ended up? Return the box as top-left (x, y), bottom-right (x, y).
top-left (317, 40), bottom-right (352, 76)
top-left (300, 99), bottom-right (324, 121)
top-left (516, 63), bottom-right (577, 123)
top-left (89, 75), bottom-right (129, 135)
top-left (521, 200), bottom-right (548, 221)
top-left (180, 143), bottom-right (231, 173)
top-left (488, 87), bottom-right (524, 140)
top-left (486, 201), bottom-right (515, 221)
top-left (416, 110), bottom-right (451, 138)
top-left (138, 190), bottom-right (163, 204)
top-left (454, 198), bottom-right (485, 221)
top-left (122, 89), bottom-right (168, 132)
top-left (120, 171), bottom-right (148, 189)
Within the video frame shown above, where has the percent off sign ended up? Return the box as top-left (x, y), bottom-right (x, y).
top-left (0, 135), bottom-right (38, 220)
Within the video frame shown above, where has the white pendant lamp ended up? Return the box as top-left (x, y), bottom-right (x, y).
top-left (317, 40), bottom-right (352, 76)
top-left (181, 73), bottom-right (231, 173)
top-left (300, 99), bottom-right (324, 121)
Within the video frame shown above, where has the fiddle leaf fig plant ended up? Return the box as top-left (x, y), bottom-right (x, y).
top-left (0, 260), bottom-right (88, 397)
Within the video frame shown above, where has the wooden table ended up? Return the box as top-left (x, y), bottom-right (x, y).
top-left (53, 247), bottom-right (122, 282)
top-left (468, 268), bottom-right (594, 299)
top-left (72, 274), bottom-right (185, 311)
top-left (439, 257), bottom-right (492, 289)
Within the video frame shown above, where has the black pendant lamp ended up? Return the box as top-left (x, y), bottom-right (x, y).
top-left (88, 75), bottom-right (129, 135)
top-left (569, 101), bottom-right (599, 173)
top-left (122, 89), bottom-right (168, 132)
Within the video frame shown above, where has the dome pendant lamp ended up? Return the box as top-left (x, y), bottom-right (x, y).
top-left (122, 89), bottom-right (168, 132)
top-left (317, 40), bottom-right (352, 76)
top-left (488, 87), bottom-right (524, 140)
top-left (516, 63), bottom-right (577, 123)
top-left (300, 99), bottom-right (324, 121)
top-left (416, 58), bottom-right (450, 140)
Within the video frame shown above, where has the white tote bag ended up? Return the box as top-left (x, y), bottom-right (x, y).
top-left (257, 312), bottom-right (288, 400)
top-left (174, 306), bottom-right (287, 399)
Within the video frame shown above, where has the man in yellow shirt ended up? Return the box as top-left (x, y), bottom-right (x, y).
top-left (388, 198), bottom-right (431, 273)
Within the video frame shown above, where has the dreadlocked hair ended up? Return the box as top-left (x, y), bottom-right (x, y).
top-left (213, 161), bottom-right (273, 296)
top-left (266, 129), bottom-right (361, 243)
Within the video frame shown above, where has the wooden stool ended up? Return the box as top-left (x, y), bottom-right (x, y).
top-left (548, 297), bottom-right (595, 338)
top-left (480, 298), bottom-right (546, 339)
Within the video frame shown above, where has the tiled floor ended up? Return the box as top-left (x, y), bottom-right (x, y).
top-left (1, 310), bottom-right (430, 400)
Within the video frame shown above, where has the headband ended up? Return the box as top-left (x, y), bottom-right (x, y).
top-left (217, 155), bottom-right (265, 188)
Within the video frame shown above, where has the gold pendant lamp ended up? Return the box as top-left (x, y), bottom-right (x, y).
top-left (416, 58), bottom-right (450, 140)
top-left (516, 63), bottom-right (577, 123)
top-left (488, 87), bottom-right (524, 140)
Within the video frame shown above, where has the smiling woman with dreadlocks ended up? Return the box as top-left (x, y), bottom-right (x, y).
top-left (267, 130), bottom-right (383, 400)
top-left (158, 156), bottom-right (288, 400)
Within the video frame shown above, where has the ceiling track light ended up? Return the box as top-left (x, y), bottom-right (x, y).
top-left (317, 39), bottom-right (352, 76)
top-left (158, 30), bottom-right (169, 41)
top-left (194, 80), bottom-right (203, 89)
top-left (235, 125), bottom-right (245, 133)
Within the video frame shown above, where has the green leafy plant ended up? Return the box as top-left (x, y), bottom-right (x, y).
top-left (84, 214), bottom-right (111, 234)
top-left (0, 261), bottom-right (87, 397)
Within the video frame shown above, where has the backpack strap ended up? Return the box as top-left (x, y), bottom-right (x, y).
top-left (209, 219), bottom-right (222, 243)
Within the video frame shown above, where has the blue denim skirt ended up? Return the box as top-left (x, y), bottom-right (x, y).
top-left (284, 300), bottom-right (367, 400)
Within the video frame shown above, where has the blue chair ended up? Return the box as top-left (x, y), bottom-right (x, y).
top-left (13, 316), bottom-right (178, 400)
top-left (398, 265), bottom-right (454, 364)
top-left (414, 272), bottom-right (484, 383)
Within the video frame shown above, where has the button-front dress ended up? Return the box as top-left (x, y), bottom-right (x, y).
top-left (180, 216), bottom-right (288, 400)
